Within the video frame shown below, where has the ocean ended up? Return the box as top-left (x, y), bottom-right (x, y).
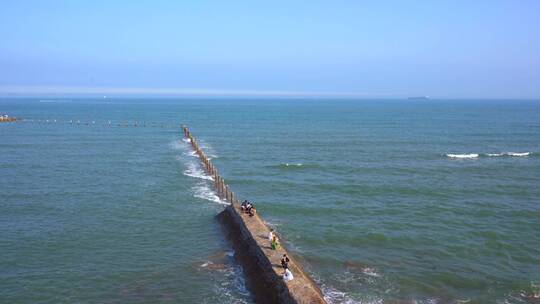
top-left (1, 98), bottom-right (539, 303)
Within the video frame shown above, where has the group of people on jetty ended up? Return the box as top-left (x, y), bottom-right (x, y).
top-left (240, 200), bottom-right (294, 281)
top-left (269, 229), bottom-right (294, 282)
top-left (240, 200), bottom-right (257, 216)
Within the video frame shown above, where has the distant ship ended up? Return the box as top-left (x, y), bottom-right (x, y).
top-left (408, 96), bottom-right (430, 100)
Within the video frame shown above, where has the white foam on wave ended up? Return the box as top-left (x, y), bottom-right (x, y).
top-left (182, 150), bottom-right (199, 158)
top-left (192, 182), bottom-right (229, 205)
top-left (487, 152), bottom-right (531, 157)
top-left (506, 152), bottom-right (530, 157)
top-left (449, 151), bottom-right (533, 159)
top-left (321, 285), bottom-right (364, 304)
top-left (183, 162), bottom-right (214, 181)
top-left (171, 139), bottom-right (229, 207)
top-left (200, 261), bottom-right (211, 268)
top-left (446, 153), bottom-right (479, 159)
top-left (285, 163), bottom-right (303, 167)
top-left (362, 267), bottom-right (381, 278)
top-left (182, 138), bottom-right (191, 143)
top-left (170, 140), bottom-right (187, 151)
top-left (201, 249), bottom-right (250, 303)
top-left (197, 140), bottom-right (219, 159)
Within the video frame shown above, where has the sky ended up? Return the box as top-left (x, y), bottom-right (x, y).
top-left (0, 0), bottom-right (539, 98)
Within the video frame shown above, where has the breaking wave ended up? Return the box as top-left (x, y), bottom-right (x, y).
top-left (199, 250), bottom-right (250, 303)
top-left (170, 140), bottom-right (187, 151)
top-left (321, 285), bottom-right (363, 304)
top-left (505, 152), bottom-right (530, 157)
top-left (487, 152), bottom-right (531, 157)
top-left (183, 162), bottom-right (214, 181)
top-left (192, 182), bottom-right (229, 205)
top-left (446, 153), bottom-right (479, 159)
top-left (267, 163), bottom-right (323, 170)
top-left (446, 152), bottom-right (533, 159)
top-left (171, 139), bottom-right (226, 205)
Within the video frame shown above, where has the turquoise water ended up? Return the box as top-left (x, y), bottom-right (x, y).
top-left (1, 99), bottom-right (539, 303)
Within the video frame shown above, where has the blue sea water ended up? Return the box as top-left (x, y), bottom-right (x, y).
top-left (1, 98), bottom-right (539, 303)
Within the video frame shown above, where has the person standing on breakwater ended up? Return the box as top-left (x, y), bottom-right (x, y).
top-left (271, 235), bottom-right (280, 250)
top-left (268, 229), bottom-right (274, 241)
top-left (281, 254), bottom-right (290, 270)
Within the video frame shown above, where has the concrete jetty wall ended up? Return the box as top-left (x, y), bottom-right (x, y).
top-left (182, 125), bottom-right (326, 304)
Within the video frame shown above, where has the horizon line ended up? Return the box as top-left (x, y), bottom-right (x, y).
top-left (0, 85), bottom-right (394, 98)
top-left (0, 85), bottom-right (539, 100)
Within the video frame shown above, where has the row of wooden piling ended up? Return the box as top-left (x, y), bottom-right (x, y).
top-left (182, 125), bottom-right (239, 206)
top-left (20, 119), bottom-right (178, 128)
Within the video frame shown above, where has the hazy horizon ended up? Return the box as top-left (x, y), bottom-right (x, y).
top-left (1, 85), bottom-right (540, 100)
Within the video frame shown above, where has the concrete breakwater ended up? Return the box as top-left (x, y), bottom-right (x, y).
top-left (182, 125), bottom-right (327, 304)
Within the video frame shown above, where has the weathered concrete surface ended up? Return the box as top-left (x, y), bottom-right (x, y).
top-left (218, 203), bottom-right (327, 304)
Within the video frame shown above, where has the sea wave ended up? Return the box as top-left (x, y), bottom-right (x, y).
top-left (201, 250), bottom-right (250, 303)
top-left (172, 139), bottom-right (227, 206)
top-left (183, 163), bottom-right (214, 181)
top-left (321, 285), bottom-right (363, 304)
top-left (267, 163), bottom-right (322, 170)
top-left (182, 150), bottom-right (199, 158)
top-left (487, 152), bottom-right (531, 157)
top-left (192, 182), bottom-right (229, 205)
top-left (447, 152), bottom-right (533, 159)
top-left (361, 267), bottom-right (381, 278)
top-left (446, 154), bottom-right (479, 159)
top-left (170, 140), bottom-right (187, 151)
top-left (196, 140), bottom-right (219, 159)
top-left (505, 152), bottom-right (530, 157)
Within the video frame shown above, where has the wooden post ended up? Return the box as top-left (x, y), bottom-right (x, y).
top-left (219, 178), bottom-right (223, 197)
top-left (221, 183), bottom-right (227, 200)
top-left (219, 178), bottom-right (224, 198)
top-left (221, 180), bottom-right (225, 199)
top-left (222, 180), bottom-right (226, 199)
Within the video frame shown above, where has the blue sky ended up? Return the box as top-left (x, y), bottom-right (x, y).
top-left (0, 1), bottom-right (539, 98)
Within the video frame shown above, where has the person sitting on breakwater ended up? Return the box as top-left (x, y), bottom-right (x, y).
top-left (245, 202), bottom-right (253, 214)
top-left (241, 200), bottom-right (248, 212)
top-left (283, 268), bottom-right (294, 282)
top-left (271, 235), bottom-right (280, 250)
top-left (249, 206), bottom-right (256, 217)
top-left (281, 254), bottom-right (290, 270)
